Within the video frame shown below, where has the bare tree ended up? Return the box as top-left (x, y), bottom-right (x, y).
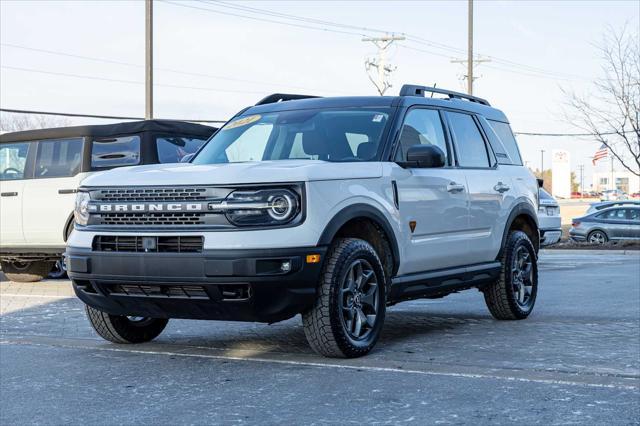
top-left (565, 26), bottom-right (640, 177)
top-left (0, 113), bottom-right (70, 133)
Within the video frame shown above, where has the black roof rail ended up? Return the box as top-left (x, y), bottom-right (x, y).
top-left (255, 93), bottom-right (320, 106)
top-left (399, 84), bottom-right (490, 106)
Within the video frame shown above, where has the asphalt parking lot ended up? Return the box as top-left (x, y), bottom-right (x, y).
top-left (1, 251), bottom-right (639, 425)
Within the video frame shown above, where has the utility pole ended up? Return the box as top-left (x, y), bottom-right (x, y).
top-left (145, 0), bottom-right (153, 120)
top-left (362, 34), bottom-right (405, 96)
top-left (450, 0), bottom-right (490, 95)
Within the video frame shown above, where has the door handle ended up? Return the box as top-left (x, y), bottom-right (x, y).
top-left (494, 182), bottom-right (511, 193)
top-left (447, 182), bottom-right (465, 193)
top-left (0, 192), bottom-right (18, 197)
top-left (58, 189), bottom-right (78, 194)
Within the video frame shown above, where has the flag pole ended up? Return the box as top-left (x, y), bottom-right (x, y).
top-left (610, 154), bottom-right (614, 191)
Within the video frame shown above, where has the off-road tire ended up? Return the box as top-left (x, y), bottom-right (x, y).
top-left (1, 261), bottom-right (55, 282)
top-left (483, 230), bottom-right (538, 320)
top-left (85, 305), bottom-right (168, 344)
top-left (302, 238), bottom-right (386, 358)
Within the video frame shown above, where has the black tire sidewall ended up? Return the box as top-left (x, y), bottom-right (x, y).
top-left (504, 231), bottom-right (538, 318)
top-left (328, 241), bottom-right (386, 355)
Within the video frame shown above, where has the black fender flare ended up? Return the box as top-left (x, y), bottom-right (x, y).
top-left (318, 203), bottom-right (401, 275)
top-left (499, 201), bottom-right (540, 256)
top-left (63, 212), bottom-right (75, 242)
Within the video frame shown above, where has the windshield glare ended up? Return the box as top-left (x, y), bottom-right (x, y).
top-left (192, 108), bottom-right (391, 164)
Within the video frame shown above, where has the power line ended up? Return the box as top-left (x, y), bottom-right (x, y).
top-left (161, 0), bottom-right (368, 37)
top-left (195, 0), bottom-right (585, 81)
top-left (0, 43), bottom-right (343, 94)
top-left (0, 65), bottom-right (273, 95)
top-left (0, 108), bottom-right (226, 123)
top-left (514, 131), bottom-right (631, 137)
top-left (3, 108), bottom-right (628, 137)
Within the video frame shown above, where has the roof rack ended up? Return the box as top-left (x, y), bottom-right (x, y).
top-left (399, 84), bottom-right (490, 106)
top-left (255, 93), bottom-right (320, 106)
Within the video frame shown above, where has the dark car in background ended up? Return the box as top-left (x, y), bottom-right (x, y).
top-left (586, 200), bottom-right (640, 214)
top-left (570, 206), bottom-right (640, 244)
top-left (0, 120), bottom-right (217, 281)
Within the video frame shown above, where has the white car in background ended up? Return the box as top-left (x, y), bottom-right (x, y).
top-left (0, 120), bottom-right (215, 282)
top-left (601, 189), bottom-right (629, 201)
top-left (538, 188), bottom-right (561, 246)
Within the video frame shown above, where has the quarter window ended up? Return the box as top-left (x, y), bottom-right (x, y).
top-left (0, 142), bottom-right (30, 180)
top-left (488, 120), bottom-right (523, 165)
top-left (628, 209), bottom-right (640, 220)
top-left (156, 136), bottom-right (208, 163)
top-left (34, 138), bottom-right (83, 178)
top-left (448, 112), bottom-right (490, 168)
top-left (395, 109), bottom-right (448, 163)
top-left (91, 136), bottom-right (141, 168)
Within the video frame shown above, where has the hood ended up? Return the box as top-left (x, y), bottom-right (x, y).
top-left (80, 160), bottom-right (383, 187)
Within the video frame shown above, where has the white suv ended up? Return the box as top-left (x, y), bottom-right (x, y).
top-left (67, 86), bottom-right (540, 358)
top-left (0, 120), bottom-right (215, 282)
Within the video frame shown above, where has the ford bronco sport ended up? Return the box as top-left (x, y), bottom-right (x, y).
top-left (66, 85), bottom-right (540, 358)
top-left (0, 120), bottom-right (215, 282)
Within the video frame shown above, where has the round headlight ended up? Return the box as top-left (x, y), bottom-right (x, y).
top-left (268, 193), bottom-right (295, 220)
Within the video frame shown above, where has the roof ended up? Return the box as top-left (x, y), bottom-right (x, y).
top-left (0, 119), bottom-right (217, 143)
top-left (243, 94), bottom-right (509, 123)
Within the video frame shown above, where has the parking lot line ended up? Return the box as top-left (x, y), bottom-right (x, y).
top-left (2, 335), bottom-right (637, 391)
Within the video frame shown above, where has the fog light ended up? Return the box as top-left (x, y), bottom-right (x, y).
top-left (306, 254), bottom-right (321, 264)
top-left (280, 261), bottom-right (292, 273)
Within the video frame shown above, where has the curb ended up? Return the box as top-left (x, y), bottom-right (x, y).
top-left (541, 249), bottom-right (640, 256)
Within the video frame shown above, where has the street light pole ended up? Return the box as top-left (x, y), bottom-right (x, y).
top-left (541, 149), bottom-right (545, 174)
top-left (145, 0), bottom-right (153, 120)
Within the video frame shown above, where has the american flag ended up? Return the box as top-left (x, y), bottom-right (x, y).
top-left (592, 143), bottom-right (609, 165)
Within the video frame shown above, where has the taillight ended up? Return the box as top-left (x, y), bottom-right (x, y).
top-left (572, 221), bottom-right (581, 227)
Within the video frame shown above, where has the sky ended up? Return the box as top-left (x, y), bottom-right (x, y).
top-left (1, 0), bottom-right (638, 186)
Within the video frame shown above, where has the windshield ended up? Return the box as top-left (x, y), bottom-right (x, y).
top-left (192, 108), bottom-right (392, 164)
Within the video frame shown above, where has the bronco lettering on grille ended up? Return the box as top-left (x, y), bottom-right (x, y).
top-left (89, 203), bottom-right (205, 213)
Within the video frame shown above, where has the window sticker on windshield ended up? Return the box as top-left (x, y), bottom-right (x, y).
top-left (372, 114), bottom-right (384, 122)
top-left (223, 114), bottom-right (262, 131)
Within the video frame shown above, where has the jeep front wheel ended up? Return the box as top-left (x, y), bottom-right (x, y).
top-left (483, 230), bottom-right (538, 320)
top-left (1, 260), bottom-right (55, 282)
top-left (85, 305), bottom-right (168, 344)
top-left (303, 238), bottom-right (386, 358)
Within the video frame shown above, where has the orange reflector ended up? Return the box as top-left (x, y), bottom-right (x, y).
top-left (306, 254), bottom-right (321, 264)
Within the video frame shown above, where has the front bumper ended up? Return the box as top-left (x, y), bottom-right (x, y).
top-left (66, 246), bottom-right (327, 323)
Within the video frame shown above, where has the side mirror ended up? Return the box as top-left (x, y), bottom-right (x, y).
top-left (537, 178), bottom-right (544, 188)
top-left (180, 153), bottom-right (195, 163)
top-left (402, 144), bottom-right (445, 168)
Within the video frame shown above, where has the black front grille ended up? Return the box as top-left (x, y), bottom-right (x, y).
top-left (93, 236), bottom-right (204, 253)
top-left (108, 284), bottom-right (209, 299)
top-left (100, 213), bottom-right (205, 226)
top-left (96, 187), bottom-right (208, 202)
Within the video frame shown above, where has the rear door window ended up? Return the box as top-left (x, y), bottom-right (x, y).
top-left (34, 138), bottom-right (83, 178)
top-left (598, 209), bottom-right (627, 220)
top-left (0, 142), bottom-right (30, 180)
top-left (91, 136), bottom-right (141, 168)
top-left (156, 136), bottom-right (208, 163)
top-left (447, 112), bottom-right (491, 168)
top-left (487, 120), bottom-right (523, 165)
